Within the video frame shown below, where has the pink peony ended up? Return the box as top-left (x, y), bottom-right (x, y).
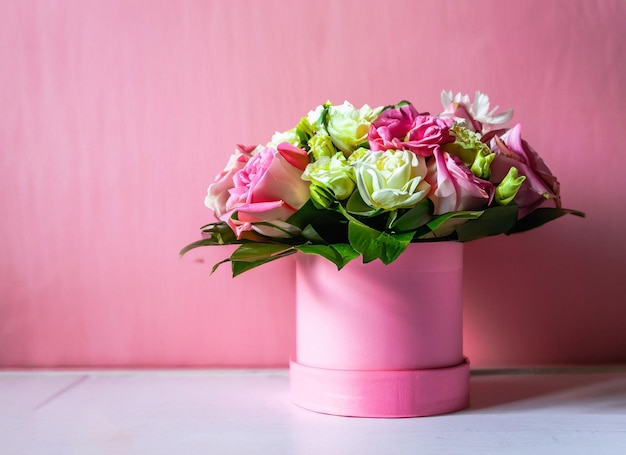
top-left (487, 124), bottom-right (561, 218)
top-left (425, 149), bottom-right (494, 215)
top-left (222, 142), bottom-right (311, 238)
top-left (369, 104), bottom-right (454, 156)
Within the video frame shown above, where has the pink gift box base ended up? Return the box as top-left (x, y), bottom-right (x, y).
top-left (290, 357), bottom-right (470, 418)
top-left (291, 242), bottom-right (469, 418)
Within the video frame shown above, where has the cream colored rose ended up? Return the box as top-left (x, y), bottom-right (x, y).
top-left (308, 130), bottom-right (337, 160)
top-left (354, 150), bottom-right (430, 211)
top-left (326, 101), bottom-right (381, 156)
top-left (302, 152), bottom-right (356, 201)
top-left (268, 129), bottom-right (300, 148)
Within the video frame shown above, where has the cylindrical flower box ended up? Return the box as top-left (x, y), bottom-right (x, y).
top-left (290, 242), bottom-right (470, 418)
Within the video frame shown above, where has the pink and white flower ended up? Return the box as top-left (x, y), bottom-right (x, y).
top-left (220, 143), bottom-right (311, 238)
top-left (425, 148), bottom-right (494, 215)
top-left (205, 144), bottom-right (257, 218)
top-left (487, 124), bottom-right (561, 217)
top-left (440, 90), bottom-right (513, 133)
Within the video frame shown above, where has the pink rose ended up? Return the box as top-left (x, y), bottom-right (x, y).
top-left (425, 148), bottom-right (494, 215)
top-left (487, 124), bottom-right (561, 217)
top-left (222, 142), bottom-right (311, 238)
top-left (205, 144), bottom-right (256, 218)
top-left (369, 104), bottom-right (454, 156)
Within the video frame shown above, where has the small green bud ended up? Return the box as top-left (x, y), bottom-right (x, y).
top-left (347, 147), bottom-right (369, 163)
top-left (310, 183), bottom-right (335, 209)
top-left (495, 167), bottom-right (526, 205)
top-left (302, 153), bottom-right (356, 200)
top-left (295, 117), bottom-right (315, 141)
top-left (308, 131), bottom-right (337, 160)
top-left (470, 150), bottom-right (496, 179)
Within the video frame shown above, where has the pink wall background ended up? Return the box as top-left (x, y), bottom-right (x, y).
top-left (1, 0), bottom-right (625, 368)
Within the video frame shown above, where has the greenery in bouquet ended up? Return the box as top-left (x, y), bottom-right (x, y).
top-left (181, 91), bottom-right (584, 276)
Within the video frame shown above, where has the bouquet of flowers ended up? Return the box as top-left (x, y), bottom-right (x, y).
top-left (181, 91), bottom-right (584, 276)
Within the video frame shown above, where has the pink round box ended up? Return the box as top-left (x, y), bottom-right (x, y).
top-left (290, 242), bottom-right (470, 418)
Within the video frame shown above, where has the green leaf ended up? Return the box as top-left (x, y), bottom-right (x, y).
top-left (348, 219), bottom-right (382, 262)
top-left (456, 204), bottom-right (519, 241)
top-left (285, 200), bottom-right (320, 229)
top-left (179, 238), bottom-right (216, 257)
top-left (422, 210), bottom-right (485, 239)
top-left (230, 243), bottom-right (295, 262)
top-left (319, 102), bottom-right (331, 127)
top-left (287, 200), bottom-right (350, 242)
top-left (227, 244), bottom-right (297, 277)
top-left (249, 221), bottom-right (301, 239)
top-left (331, 243), bottom-right (362, 264)
top-left (195, 222), bottom-right (241, 244)
top-left (507, 207), bottom-right (585, 235)
top-left (300, 225), bottom-right (327, 243)
top-left (231, 253), bottom-right (293, 277)
top-left (347, 219), bottom-right (413, 264)
top-left (391, 199), bottom-right (433, 232)
top-left (377, 231), bottom-right (414, 264)
top-left (345, 190), bottom-right (381, 217)
top-left (296, 243), bottom-right (359, 269)
top-left (210, 258), bottom-right (231, 274)
top-left (179, 226), bottom-right (242, 256)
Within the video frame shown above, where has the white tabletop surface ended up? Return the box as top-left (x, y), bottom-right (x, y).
top-left (2, 368), bottom-right (626, 454)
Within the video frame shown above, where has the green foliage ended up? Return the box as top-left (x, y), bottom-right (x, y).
top-left (181, 200), bottom-right (586, 277)
top-left (225, 243), bottom-right (297, 277)
top-left (390, 199), bottom-right (432, 232)
top-left (506, 207), bottom-right (586, 235)
top-left (296, 243), bottom-right (359, 269)
top-left (181, 201), bottom-right (586, 276)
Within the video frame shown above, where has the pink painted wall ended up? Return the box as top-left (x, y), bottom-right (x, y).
top-left (1, 0), bottom-right (625, 368)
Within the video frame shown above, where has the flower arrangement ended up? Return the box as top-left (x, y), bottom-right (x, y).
top-left (181, 91), bottom-right (584, 276)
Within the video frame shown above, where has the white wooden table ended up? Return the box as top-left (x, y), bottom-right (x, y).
top-left (2, 368), bottom-right (625, 454)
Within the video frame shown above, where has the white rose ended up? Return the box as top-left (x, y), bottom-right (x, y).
top-left (268, 129), bottom-right (300, 148)
top-left (353, 150), bottom-right (430, 210)
top-left (326, 101), bottom-right (381, 156)
top-left (302, 152), bottom-right (356, 201)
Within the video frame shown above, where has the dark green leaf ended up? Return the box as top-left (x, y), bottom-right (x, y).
top-left (331, 243), bottom-right (361, 264)
top-left (296, 243), bottom-right (359, 269)
top-left (456, 204), bottom-right (519, 241)
top-left (197, 222), bottom-right (241, 244)
top-left (179, 236), bottom-right (237, 257)
top-left (377, 231), bottom-right (414, 264)
top-left (250, 221), bottom-right (301, 239)
top-left (391, 199), bottom-right (433, 232)
top-left (295, 128), bottom-right (310, 149)
top-left (296, 244), bottom-right (339, 262)
top-left (300, 225), bottom-right (327, 243)
top-left (210, 258), bottom-right (231, 274)
top-left (422, 210), bottom-right (484, 239)
top-left (319, 103), bottom-right (331, 127)
top-left (507, 207), bottom-right (586, 235)
top-left (230, 243), bottom-right (295, 262)
top-left (346, 190), bottom-right (381, 217)
top-left (347, 219), bottom-right (382, 262)
top-left (231, 252), bottom-right (294, 277)
top-left (180, 238), bottom-right (212, 257)
top-left (286, 200), bottom-right (321, 229)
top-left (347, 219), bottom-right (413, 264)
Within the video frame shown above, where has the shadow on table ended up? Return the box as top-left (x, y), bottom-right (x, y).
top-left (466, 369), bottom-right (626, 413)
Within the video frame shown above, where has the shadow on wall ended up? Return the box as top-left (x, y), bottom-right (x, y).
top-left (462, 217), bottom-right (626, 366)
